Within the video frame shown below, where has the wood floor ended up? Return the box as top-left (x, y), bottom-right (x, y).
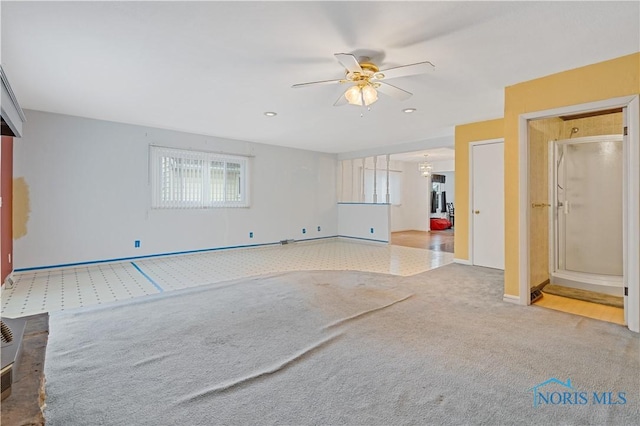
top-left (391, 229), bottom-right (454, 253)
top-left (533, 293), bottom-right (625, 325)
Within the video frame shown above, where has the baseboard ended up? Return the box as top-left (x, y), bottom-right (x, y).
top-left (14, 236), bottom-right (342, 273)
top-left (454, 258), bottom-right (472, 265)
top-left (503, 294), bottom-right (520, 304)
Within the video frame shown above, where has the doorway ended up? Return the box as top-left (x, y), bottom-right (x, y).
top-left (470, 139), bottom-right (505, 270)
top-left (387, 149), bottom-right (455, 252)
top-left (519, 96), bottom-right (640, 332)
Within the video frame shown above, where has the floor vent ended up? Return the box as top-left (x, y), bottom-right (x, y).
top-left (531, 288), bottom-right (543, 303)
top-left (3, 276), bottom-right (14, 289)
top-left (280, 239), bottom-right (295, 245)
top-left (1, 318), bottom-right (27, 401)
top-left (530, 280), bottom-right (549, 304)
top-left (1, 321), bottom-right (13, 344)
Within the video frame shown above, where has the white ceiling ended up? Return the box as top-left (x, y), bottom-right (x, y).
top-left (2, 1), bottom-right (638, 155)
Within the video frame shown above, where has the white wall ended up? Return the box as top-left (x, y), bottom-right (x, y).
top-left (338, 203), bottom-right (390, 242)
top-left (390, 162), bottom-right (431, 232)
top-left (338, 156), bottom-right (403, 204)
top-left (13, 110), bottom-right (338, 269)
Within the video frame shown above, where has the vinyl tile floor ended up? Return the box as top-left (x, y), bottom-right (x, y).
top-left (1, 238), bottom-right (454, 318)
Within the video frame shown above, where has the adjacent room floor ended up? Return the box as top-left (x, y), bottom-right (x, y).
top-left (390, 229), bottom-right (454, 252)
top-left (533, 292), bottom-right (625, 325)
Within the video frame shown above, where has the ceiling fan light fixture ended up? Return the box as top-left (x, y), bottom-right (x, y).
top-left (361, 84), bottom-right (378, 106)
top-left (345, 85), bottom-right (362, 106)
top-left (345, 84), bottom-right (378, 106)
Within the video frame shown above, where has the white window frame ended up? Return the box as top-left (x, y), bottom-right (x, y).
top-left (150, 146), bottom-right (250, 209)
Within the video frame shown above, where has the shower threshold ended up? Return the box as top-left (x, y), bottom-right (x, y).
top-left (551, 270), bottom-right (623, 297)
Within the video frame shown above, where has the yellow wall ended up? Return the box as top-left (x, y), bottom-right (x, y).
top-left (527, 117), bottom-right (562, 287)
top-left (453, 118), bottom-right (504, 260)
top-left (503, 52), bottom-right (640, 296)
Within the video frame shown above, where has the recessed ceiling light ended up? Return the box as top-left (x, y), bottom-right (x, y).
top-left (403, 108), bottom-right (417, 113)
top-left (264, 111), bottom-right (277, 117)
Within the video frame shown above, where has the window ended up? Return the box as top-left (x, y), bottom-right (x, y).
top-left (150, 146), bottom-right (249, 208)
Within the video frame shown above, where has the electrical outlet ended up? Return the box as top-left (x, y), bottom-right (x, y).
top-left (317, 226), bottom-right (321, 232)
top-left (302, 228), bottom-right (306, 234)
top-left (249, 232), bottom-right (254, 238)
top-left (370, 228), bottom-right (374, 234)
top-left (134, 240), bottom-right (140, 248)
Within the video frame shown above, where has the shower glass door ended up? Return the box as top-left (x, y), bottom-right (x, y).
top-left (555, 136), bottom-right (623, 276)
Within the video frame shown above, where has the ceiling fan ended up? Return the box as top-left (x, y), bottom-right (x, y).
top-left (292, 53), bottom-right (434, 107)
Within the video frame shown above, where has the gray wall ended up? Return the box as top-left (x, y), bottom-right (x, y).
top-left (13, 110), bottom-right (338, 269)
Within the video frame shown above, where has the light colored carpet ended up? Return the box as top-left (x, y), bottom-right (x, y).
top-left (44, 264), bottom-right (639, 425)
top-left (542, 284), bottom-right (624, 308)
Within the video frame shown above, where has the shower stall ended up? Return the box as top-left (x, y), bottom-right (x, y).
top-left (549, 134), bottom-right (624, 296)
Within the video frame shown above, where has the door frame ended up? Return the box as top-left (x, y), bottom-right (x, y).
top-left (518, 95), bottom-right (640, 333)
top-left (468, 138), bottom-right (505, 268)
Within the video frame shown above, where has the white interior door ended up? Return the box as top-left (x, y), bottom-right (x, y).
top-left (471, 141), bottom-right (505, 269)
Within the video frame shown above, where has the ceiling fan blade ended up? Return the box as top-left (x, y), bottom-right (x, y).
top-left (375, 82), bottom-right (413, 101)
top-left (376, 61), bottom-right (435, 80)
top-left (334, 53), bottom-right (363, 74)
top-left (333, 90), bottom-right (349, 107)
top-left (292, 78), bottom-right (345, 89)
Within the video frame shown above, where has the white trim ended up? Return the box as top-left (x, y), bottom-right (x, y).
top-left (503, 294), bottom-right (520, 304)
top-left (0, 65), bottom-right (26, 137)
top-left (518, 114), bottom-right (530, 306)
top-left (625, 96), bottom-right (640, 332)
top-left (454, 258), bottom-right (472, 265)
top-left (468, 138), bottom-right (504, 269)
top-left (548, 139), bottom-right (556, 286)
top-left (518, 95), bottom-right (640, 332)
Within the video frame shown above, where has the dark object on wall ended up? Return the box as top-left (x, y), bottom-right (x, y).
top-left (441, 191), bottom-right (447, 213)
top-left (431, 191), bottom-right (438, 213)
top-left (446, 203), bottom-right (455, 227)
top-left (431, 174), bottom-right (446, 183)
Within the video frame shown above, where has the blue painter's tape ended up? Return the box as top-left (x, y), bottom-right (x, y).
top-left (13, 237), bottom-right (338, 272)
top-left (337, 235), bottom-right (389, 244)
top-left (131, 262), bottom-right (163, 293)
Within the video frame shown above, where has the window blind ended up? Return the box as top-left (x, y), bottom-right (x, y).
top-left (150, 146), bottom-right (249, 209)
